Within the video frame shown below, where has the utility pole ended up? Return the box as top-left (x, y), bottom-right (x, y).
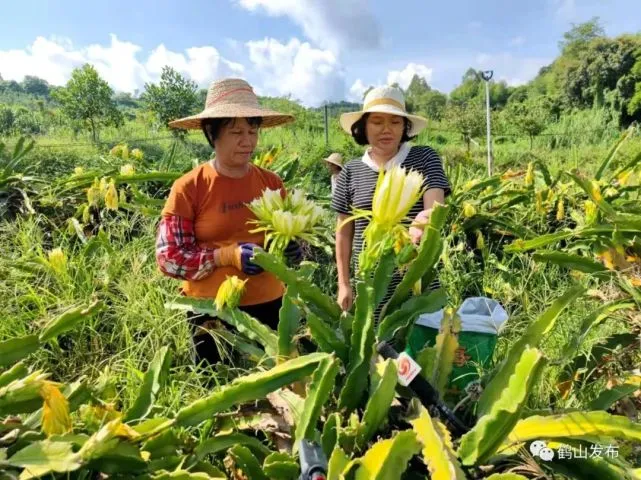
top-left (480, 70), bottom-right (494, 176)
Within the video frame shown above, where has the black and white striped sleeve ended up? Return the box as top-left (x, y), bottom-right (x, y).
top-left (331, 163), bottom-right (352, 215)
top-left (418, 146), bottom-right (451, 197)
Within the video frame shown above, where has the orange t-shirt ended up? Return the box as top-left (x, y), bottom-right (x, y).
top-left (161, 161), bottom-right (285, 306)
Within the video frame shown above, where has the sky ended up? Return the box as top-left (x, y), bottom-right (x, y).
top-left (0, 0), bottom-right (640, 107)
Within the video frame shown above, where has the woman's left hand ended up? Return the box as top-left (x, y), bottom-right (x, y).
top-left (409, 210), bottom-right (431, 244)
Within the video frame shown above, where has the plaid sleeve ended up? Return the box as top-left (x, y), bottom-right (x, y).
top-left (155, 215), bottom-right (217, 281)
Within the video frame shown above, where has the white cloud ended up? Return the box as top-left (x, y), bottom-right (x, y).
top-left (387, 63), bottom-right (433, 90)
top-left (509, 36), bottom-right (526, 47)
top-left (552, 0), bottom-right (577, 19)
top-left (246, 37), bottom-right (345, 106)
top-left (476, 52), bottom-right (551, 86)
top-left (0, 35), bottom-right (244, 94)
top-left (349, 79), bottom-right (369, 102)
top-left (236, 0), bottom-right (381, 52)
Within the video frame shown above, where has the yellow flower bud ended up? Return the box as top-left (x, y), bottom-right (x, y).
top-left (104, 180), bottom-right (118, 211)
top-left (131, 148), bottom-right (144, 161)
top-left (215, 275), bottom-right (247, 310)
top-left (535, 191), bottom-right (545, 215)
top-left (604, 187), bottom-right (618, 198)
top-left (119, 189), bottom-right (127, 205)
top-left (584, 200), bottom-right (597, 224)
top-left (463, 179), bottom-right (480, 191)
top-left (74, 166), bottom-right (84, 176)
top-left (462, 202), bottom-right (477, 218)
top-left (120, 164), bottom-right (135, 176)
top-left (82, 205), bottom-right (91, 223)
top-left (475, 230), bottom-right (485, 250)
top-left (556, 198), bottom-right (564, 221)
top-left (87, 178), bottom-right (101, 207)
top-left (588, 180), bottom-right (603, 202)
top-left (525, 162), bottom-right (534, 186)
top-left (617, 170), bottom-right (631, 186)
top-left (48, 248), bottom-right (67, 274)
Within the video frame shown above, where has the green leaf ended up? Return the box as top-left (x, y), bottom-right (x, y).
top-left (193, 433), bottom-right (271, 462)
top-left (321, 413), bottom-right (341, 458)
top-left (327, 446), bottom-right (351, 480)
top-left (0, 372), bottom-right (47, 416)
top-left (175, 353), bottom-right (329, 427)
top-left (306, 312), bottom-right (349, 363)
top-left (505, 230), bottom-right (574, 252)
top-left (532, 251), bottom-right (608, 273)
top-left (560, 300), bottom-right (634, 361)
top-left (278, 290), bottom-right (303, 360)
top-left (229, 445), bottom-right (268, 480)
top-left (382, 206), bottom-right (448, 318)
top-left (354, 430), bottom-right (421, 480)
top-left (596, 124), bottom-right (635, 179)
top-left (566, 170), bottom-right (617, 217)
top-left (504, 411), bottom-right (641, 445)
top-left (125, 346), bottom-right (172, 422)
top-left (294, 356), bottom-right (340, 451)
top-left (357, 359), bottom-right (397, 449)
top-left (144, 470), bottom-right (223, 480)
top-left (0, 362), bottom-right (29, 388)
top-left (589, 384), bottom-right (640, 410)
top-left (338, 281), bottom-right (375, 412)
top-left (432, 309), bottom-right (460, 396)
top-left (372, 250), bottom-right (396, 307)
top-left (484, 475), bottom-right (529, 480)
top-left (263, 452), bottom-right (298, 480)
top-left (254, 251), bottom-right (342, 324)
top-left (7, 441), bottom-right (81, 479)
top-left (546, 455), bottom-right (634, 480)
top-left (85, 441), bottom-right (148, 474)
top-left (377, 288), bottom-right (447, 342)
top-left (458, 347), bottom-right (545, 466)
top-left (477, 285), bottom-right (584, 417)
top-left (217, 309), bottom-right (279, 358)
top-left (0, 336), bottom-right (40, 368)
top-left (411, 407), bottom-right (466, 480)
top-left (39, 300), bottom-right (104, 343)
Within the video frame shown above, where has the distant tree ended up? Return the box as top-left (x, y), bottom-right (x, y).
top-left (113, 92), bottom-right (138, 108)
top-left (444, 101), bottom-right (485, 152)
top-left (52, 64), bottom-right (123, 142)
top-left (198, 88), bottom-right (208, 106)
top-left (506, 98), bottom-right (550, 149)
top-left (449, 68), bottom-right (482, 105)
top-left (142, 66), bottom-right (198, 137)
top-left (13, 107), bottom-right (42, 135)
top-left (559, 17), bottom-right (605, 57)
top-left (21, 76), bottom-right (50, 97)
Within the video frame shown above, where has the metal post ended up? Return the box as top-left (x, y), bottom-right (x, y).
top-left (480, 70), bottom-right (494, 176)
top-left (324, 105), bottom-right (329, 146)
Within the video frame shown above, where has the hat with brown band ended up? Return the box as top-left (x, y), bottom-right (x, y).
top-left (339, 85), bottom-right (427, 137)
top-left (168, 78), bottom-right (295, 130)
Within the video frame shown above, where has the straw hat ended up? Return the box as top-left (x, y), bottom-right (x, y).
top-left (168, 78), bottom-right (295, 130)
top-left (324, 153), bottom-right (344, 169)
top-left (339, 85), bottom-right (427, 137)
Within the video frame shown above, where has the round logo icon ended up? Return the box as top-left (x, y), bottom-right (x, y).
top-left (398, 357), bottom-right (411, 377)
top-left (539, 447), bottom-right (555, 461)
top-left (530, 440), bottom-right (547, 457)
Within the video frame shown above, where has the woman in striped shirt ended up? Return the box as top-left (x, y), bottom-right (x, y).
top-left (331, 85), bottom-right (451, 318)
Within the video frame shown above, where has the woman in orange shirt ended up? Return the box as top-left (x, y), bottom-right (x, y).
top-left (156, 78), bottom-right (302, 365)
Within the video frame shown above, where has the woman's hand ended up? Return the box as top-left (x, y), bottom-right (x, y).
top-left (337, 282), bottom-right (354, 312)
top-left (409, 210), bottom-right (431, 244)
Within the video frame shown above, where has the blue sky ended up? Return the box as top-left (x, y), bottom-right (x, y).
top-left (1, 0), bottom-right (639, 106)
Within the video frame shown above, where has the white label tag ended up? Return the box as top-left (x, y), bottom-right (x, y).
top-left (396, 352), bottom-right (421, 387)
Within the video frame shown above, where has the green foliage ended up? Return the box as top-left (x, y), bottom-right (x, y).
top-left (52, 64), bottom-right (123, 142)
top-left (142, 66), bottom-right (199, 137)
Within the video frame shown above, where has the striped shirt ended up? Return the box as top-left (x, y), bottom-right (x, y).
top-left (331, 144), bottom-right (451, 317)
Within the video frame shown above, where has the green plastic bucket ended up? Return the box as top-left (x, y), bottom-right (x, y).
top-left (405, 297), bottom-right (508, 392)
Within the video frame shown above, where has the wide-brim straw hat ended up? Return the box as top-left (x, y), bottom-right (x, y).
top-left (324, 153), bottom-right (344, 169)
top-left (339, 85), bottom-right (427, 137)
top-left (168, 78), bottom-right (295, 130)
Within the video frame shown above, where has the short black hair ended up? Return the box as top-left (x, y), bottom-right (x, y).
top-left (350, 112), bottom-right (416, 146)
top-left (202, 117), bottom-right (263, 149)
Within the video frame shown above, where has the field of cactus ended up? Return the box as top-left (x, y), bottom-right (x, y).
top-left (1, 125), bottom-right (641, 479)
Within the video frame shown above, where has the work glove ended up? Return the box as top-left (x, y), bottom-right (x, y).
top-left (283, 240), bottom-right (303, 265)
top-left (216, 243), bottom-right (264, 275)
